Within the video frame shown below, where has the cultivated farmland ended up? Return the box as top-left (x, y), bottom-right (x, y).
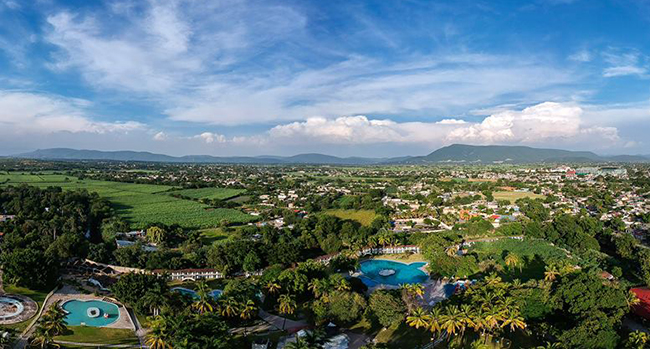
top-left (0, 173), bottom-right (255, 229)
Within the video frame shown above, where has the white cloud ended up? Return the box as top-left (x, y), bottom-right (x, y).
top-left (269, 102), bottom-right (620, 148)
top-left (568, 49), bottom-right (591, 62)
top-left (0, 91), bottom-right (143, 134)
top-left (194, 132), bottom-right (226, 144)
top-left (602, 50), bottom-right (647, 77)
top-left (153, 132), bottom-right (168, 141)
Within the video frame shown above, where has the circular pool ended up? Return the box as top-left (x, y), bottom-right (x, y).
top-left (0, 297), bottom-right (24, 319)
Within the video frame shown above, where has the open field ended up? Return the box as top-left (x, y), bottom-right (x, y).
top-left (323, 209), bottom-right (378, 226)
top-left (469, 238), bottom-right (569, 261)
top-left (0, 173), bottom-right (255, 229)
top-left (199, 227), bottom-right (236, 245)
top-left (170, 187), bottom-right (245, 200)
top-left (55, 326), bottom-right (139, 345)
top-left (493, 190), bottom-right (544, 203)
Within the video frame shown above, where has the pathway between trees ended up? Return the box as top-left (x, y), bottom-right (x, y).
top-left (258, 309), bottom-right (308, 332)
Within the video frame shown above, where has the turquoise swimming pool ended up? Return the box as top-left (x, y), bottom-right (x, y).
top-left (171, 287), bottom-right (222, 300)
top-left (62, 300), bottom-right (120, 327)
top-left (359, 260), bottom-right (429, 287)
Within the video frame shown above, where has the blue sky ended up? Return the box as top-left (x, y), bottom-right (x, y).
top-left (1, 0), bottom-right (649, 157)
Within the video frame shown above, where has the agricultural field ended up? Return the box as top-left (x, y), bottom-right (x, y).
top-left (323, 209), bottom-right (378, 226)
top-left (493, 190), bottom-right (544, 203)
top-left (0, 173), bottom-right (255, 229)
top-left (170, 187), bottom-right (245, 200)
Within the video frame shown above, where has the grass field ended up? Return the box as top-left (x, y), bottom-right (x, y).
top-left (170, 187), bottom-right (245, 200)
top-left (55, 326), bottom-right (139, 345)
top-left (323, 209), bottom-right (378, 226)
top-left (199, 227), bottom-right (236, 245)
top-left (0, 173), bottom-right (255, 229)
top-left (493, 191), bottom-right (544, 203)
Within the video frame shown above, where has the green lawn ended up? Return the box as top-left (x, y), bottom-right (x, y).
top-left (170, 187), bottom-right (245, 200)
top-left (493, 191), bottom-right (544, 203)
top-left (323, 209), bottom-right (378, 226)
top-left (0, 173), bottom-right (255, 229)
top-left (199, 228), bottom-right (235, 245)
top-left (55, 326), bottom-right (139, 345)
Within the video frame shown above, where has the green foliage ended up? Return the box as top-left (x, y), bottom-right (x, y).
top-left (369, 290), bottom-right (406, 328)
top-left (1, 248), bottom-right (58, 289)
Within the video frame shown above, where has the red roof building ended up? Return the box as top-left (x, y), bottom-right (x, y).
top-left (631, 287), bottom-right (650, 320)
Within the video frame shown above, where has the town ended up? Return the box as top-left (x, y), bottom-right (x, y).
top-left (1, 158), bottom-right (650, 348)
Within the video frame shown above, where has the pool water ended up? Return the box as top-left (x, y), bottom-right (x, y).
top-left (171, 287), bottom-right (222, 300)
top-left (62, 300), bottom-right (120, 327)
top-left (358, 260), bottom-right (429, 287)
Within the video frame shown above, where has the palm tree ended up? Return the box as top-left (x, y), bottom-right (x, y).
top-left (278, 294), bottom-right (297, 331)
top-left (142, 291), bottom-right (166, 316)
top-left (544, 265), bottom-right (559, 282)
top-left (264, 281), bottom-right (281, 296)
top-left (535, 342), bottom-right (562, 349)
top-left (278, 294), bottom-right (297, 315)
top-left (220, 297), bottom-right (240, 318)
top-left (407, 307), bottom-right (431, 329)
top-left (626, 290), bottom-right (641, 309)
top-left (192, 281), bottom-right (214, 315)
top-left (308, 279), bottom-right (327, 298)
top-left (334, 279), bottom-right (350, 292)
top-left (285, 336), bottom-right (313, 349)
top-left (504, 253), bottom-right (521, 272)
top-left (39, 302), bottom-right (67, 336)
top-left (428, 308), bottom-right (443, 335)
top-left (30, 326), bottom-right (60, 349)
top-left (441, 306), bottom-right (465, 337)
top-left (146, 314), bottom-right (176, 349)
top-left (239, 299), bottom-right (257, 320)
top-left (446, 245), bottom-right (459, 257)
top-left (627, 330), bottom-right (648, 349)
top-left (501, 312), bottom-right (526, 332)
top-left (484, 273), bottom-right (503, 287)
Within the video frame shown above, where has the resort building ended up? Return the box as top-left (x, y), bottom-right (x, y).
top-left (155, 268), bottom-right (224, 282)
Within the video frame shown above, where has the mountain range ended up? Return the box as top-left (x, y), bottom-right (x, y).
top-left (12, 145), bottom-right (650, 165)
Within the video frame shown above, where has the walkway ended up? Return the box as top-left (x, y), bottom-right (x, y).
top-left (258, 309), bottom-right (308, 332)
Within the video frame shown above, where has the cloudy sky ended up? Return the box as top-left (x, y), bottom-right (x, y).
top-left (1, 0), bottom-right (650, 157)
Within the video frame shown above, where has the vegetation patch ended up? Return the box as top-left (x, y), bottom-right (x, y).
top-left (54, 326), bottom-right (139, 345)
top-left (323, 209), bottom-right (378, 226)
top-left (0, 173), bottom-right (255, 228)
top-left (169, 187), bottom-right (245, 200)
top-left (493, 191), bottom-right (544, 203)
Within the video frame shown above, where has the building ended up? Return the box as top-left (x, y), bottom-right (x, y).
top-left (631, 287), bottom-right (650, 320)
top-left (156, 268), bottom-right (223, 282)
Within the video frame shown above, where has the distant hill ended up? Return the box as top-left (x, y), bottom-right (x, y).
top-left (14, 145), bottom-right (649, 165)
top-left (15, 148), bottom-right (395, 165)
top-left (398, 144), bottom-right (649, 164)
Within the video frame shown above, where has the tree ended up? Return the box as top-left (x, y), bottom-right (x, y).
top-left (326, 291), bottom-right (367, 324)
top-left (1, 248), bottom-right (58, 289)
top-left (369, 290), bottom-right (406, 328)
top-left (30, 326), bottom-right (59, 349)
top-left (504, 252), bottom-right (521, 272)
top-left (146, 226), bottom-right (166, 244)
top-left (39, 302), bottom-right (67, 336)
top-left (406, 307), bottom-right (431, 329)
top-left (192, 281), bottom-right (215, 315)
top-left (111, 272), bottom-right (169, 314)
top-left (626, 331), bottom-right (648, 349)
top-left (264, 281), bottom-right (281, 296)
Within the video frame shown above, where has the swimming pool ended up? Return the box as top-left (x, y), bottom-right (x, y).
top-left (62, 300), bottom-right (120, 327)
top-left (171, 287), bottom-right (222, 300)
top-left (358, 260), bottom-right (429, 287)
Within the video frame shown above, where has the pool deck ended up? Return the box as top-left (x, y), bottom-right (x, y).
top-left (43, 285), bottom-right (134, 330)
